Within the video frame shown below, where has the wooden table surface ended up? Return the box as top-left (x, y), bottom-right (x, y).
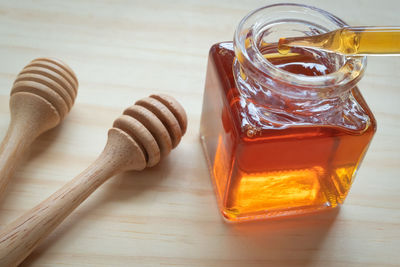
top-left (0, 0), bottom-right (399, 266)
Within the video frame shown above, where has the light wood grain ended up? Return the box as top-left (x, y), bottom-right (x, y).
top-left (0, 0), bottom-right (399, 266)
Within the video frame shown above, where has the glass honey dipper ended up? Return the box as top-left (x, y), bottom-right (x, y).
top-left (278, 26), bottom-right (400, 55)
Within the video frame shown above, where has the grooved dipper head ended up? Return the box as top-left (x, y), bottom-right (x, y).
top-left (11, 57), bottom-right (78, 120)
top-left (112, 94), bottom-right (187, 168)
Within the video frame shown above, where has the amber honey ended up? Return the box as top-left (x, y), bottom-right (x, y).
top-left (200, 42), bottom-right (376, 221)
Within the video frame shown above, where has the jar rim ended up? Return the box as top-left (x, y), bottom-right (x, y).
top-left (233, 3), bottom-right (367, 94)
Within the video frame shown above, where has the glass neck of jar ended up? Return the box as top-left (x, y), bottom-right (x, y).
top-left (232, 4), bottom-right (366, 115)
top-left (233, 59), bottom-right (359, 116)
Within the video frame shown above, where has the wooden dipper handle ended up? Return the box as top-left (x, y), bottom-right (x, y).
top-left (0, 94), bottom-right (187, 267)
top-left (0, 58), bottom-right (78, 198)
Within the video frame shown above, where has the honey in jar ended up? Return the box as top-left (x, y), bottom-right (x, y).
top-left (200, 4), bottom-right (376, 221)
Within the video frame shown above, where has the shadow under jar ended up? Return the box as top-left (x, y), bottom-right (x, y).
top-left (200, 3), bottom-right (376, 222)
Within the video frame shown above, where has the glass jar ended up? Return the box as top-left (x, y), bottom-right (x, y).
top-left (200, 3), bottom-right (376, 221)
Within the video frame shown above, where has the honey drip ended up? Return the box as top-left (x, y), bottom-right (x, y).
top-left (278, 26), bottom-right (400, 55)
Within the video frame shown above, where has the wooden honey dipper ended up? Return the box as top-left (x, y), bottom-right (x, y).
top-left (0, 94), bottom-right (187, 266)
top-left (0, 58), bottom-right (78, 198)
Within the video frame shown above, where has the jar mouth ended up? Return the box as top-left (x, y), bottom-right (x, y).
top-left (234, 3), bottom-right (367, 97)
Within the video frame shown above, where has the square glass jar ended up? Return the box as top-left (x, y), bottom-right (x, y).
top-left (200, 4), bottom-right (376, 221)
